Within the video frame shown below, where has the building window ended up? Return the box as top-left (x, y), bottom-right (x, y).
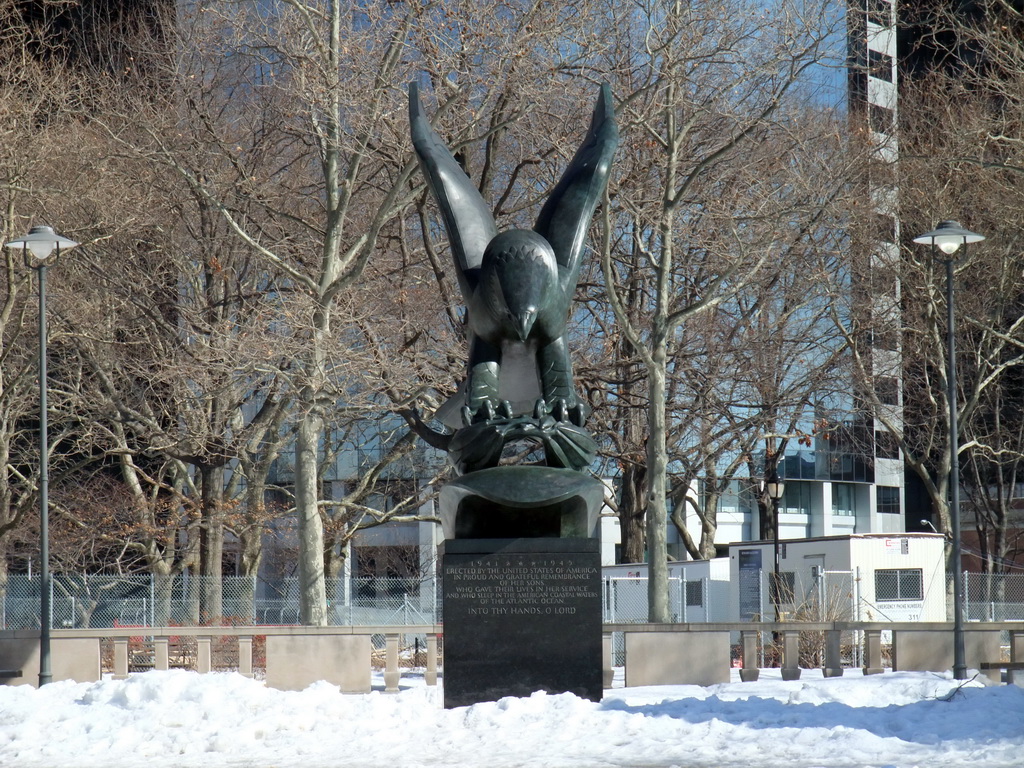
top-left (875, 376), bottom-right (900, 405)
top-left (869, 103), bottom-right (895, 134)
top-left (876, 486), bottom-right (900, 515)
top-left (832, 483), bottom-right (855, 516)
top-left (823, 422), bottom-right (875, 483)
top-left (704, 479), bottom-right (741, 516)
top-left (849, 69), bottom-right (867, 107)
top-left (875, 430), bottom-right (900, 460)
top-left (781, 450), bottom-right (816, 480)
top-left (875, 568), bottom-right (923, 601)
top-left (354, 545), bottom-right (419, 579)
top-left (873, 212), bottom-right (896, 243)
top-left (866, 0), bottom-right (893, 27)
top-left (780, 481), bottom-right (812, 515)
top-left (870, 326), bottom-right (900, 351)
top-left (868, 49), bottom-right (894, 82)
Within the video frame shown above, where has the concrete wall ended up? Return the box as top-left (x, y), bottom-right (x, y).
top-left (2, 624), bottom-right (1017, 693)
top-left (265, 635), bottom-right (371, 693)
top-left (0, 632), bottom-right (101, 687)
top-left (892, 630), bottom-right (1001, 673)
top-left (623, 631), bottom-right (730, 687)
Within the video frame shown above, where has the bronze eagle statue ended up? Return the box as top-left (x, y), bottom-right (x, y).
top-left (410, 82), bottom-right (617, 471)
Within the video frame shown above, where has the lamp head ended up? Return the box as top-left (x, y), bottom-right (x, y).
top-left (912, 220), bottom-right (985, 257)
top-left (764, 468), bottom-right (785, 501)
top-left (4, 225), bottom-right (79, 267)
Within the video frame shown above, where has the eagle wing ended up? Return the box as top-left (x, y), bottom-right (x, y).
top-left (409, 82), bottom-right (497, 298)
top-left (533, 83), bottom-right (619, 288)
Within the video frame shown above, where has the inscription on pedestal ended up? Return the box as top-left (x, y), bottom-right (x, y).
top-left (446, 558), bottom-right (599, 617)
top-left (441, 538), bottom-right (602, 708)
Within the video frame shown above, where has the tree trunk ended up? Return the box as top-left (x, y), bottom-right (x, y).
top-left (239, 528), bottom-right (263, 579)
top-left (325, 537), bottom-right (346, 580)
top-left (152, 567), bottom-right (174, 627)
top-left (697, 494), bottom-right (719, 560)
top-left (945, 536), bottom-right (958, 622)
top-left (0, 539), bottom-right (8, 607)
top-left (646, 356), bottom-right (669, 622)
top-left (619, 463), bottom-right (647, 563)
top-left (237, 483), bottom-right (265, 625)
top-left (181, 527), bottom-right (202, 625)
top-left (324, 543), bottom-right (345, 617)
top-left (184, 570), bottom-right (202, 625)
top-left (199, 464), bottom-right (224, 622)
top-left (757, 495), bottom-right (775, 543)
top-left (296, 409), bottom-right (328, 625)
top-left (238, 522), bottom-right (263, 622)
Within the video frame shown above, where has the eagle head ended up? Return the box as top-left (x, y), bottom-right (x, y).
top-left (480, 230), bottom-right (559, 342)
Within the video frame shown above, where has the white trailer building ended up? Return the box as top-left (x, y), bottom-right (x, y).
top-left (728, 533), bottom-right (947, 623)
top-left (602, 559), bottom-right (732, 623)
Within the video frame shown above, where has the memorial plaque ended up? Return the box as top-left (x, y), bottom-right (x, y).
top-left (441, 537), bottom-right (602, 708)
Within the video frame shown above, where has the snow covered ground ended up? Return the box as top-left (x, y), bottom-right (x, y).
top-left (0, 668), bottom-right (1021, 768)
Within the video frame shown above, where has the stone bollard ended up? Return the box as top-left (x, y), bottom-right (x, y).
top-left (1010, 630), bottom-right (1023, 686)
top-left (196, 636), bottom-right (212, 674)
top-left (781, 630), bottom-right (801, 681)
top-left (862, 629), bottom-right (884, 675)
top-left (237, 636), bottom-right (254, 678)
top-left (739, 630), bottom-right (760, 682)
top-left (425, 634), bottom-right (438, 686)
top-left (113, 638), bottom-right (129, 680)
top-left (154, 636), bottom-right (169, 672)
top-left (384, 634), bottom-right (400, 693)
top-left (823, 630), bottom-right (844, 678)
top-left (602, 633), bottom-right (614, 689)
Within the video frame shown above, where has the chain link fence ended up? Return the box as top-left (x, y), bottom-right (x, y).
top-left (5, 572), bottom-right (722, 629)
top-left (964, 572), bottom-right (1024, 621)
top-left (6, 569), bottom-right (1023, 631)
top-left (600, 567), bottom-right (861, 667)
top-left (602, 576), bottom-right (714, 623)
top-left (0, 574), bottom-right (440, 629)
top-left (601, 569), bottom-right (857, 622)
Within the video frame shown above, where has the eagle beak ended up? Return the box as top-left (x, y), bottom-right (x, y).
top-left (515, 307), bottom-right (538, 341)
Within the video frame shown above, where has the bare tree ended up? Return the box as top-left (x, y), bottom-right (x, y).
top-left (826, 1), bottom-right (1024, 593)
top-left (102, 0), bottom-right (616, 623)
top-left (963, 382), bottom-right (1024, 575)
top-left (596, 0), bottom-right (850, 619)
top-left (0, 2), bottom-right (110, 589)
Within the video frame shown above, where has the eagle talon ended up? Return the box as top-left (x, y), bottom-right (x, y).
top-left (568, 402), bottom-right (587, 427)
top-left (449, 413), bottom-right (599, 473)
top-left (480, 400), bottom-right (497, 423)
top-left (552, 398), bottom-right (568, 422)
top-left (463, 400), bottom-right (500, 425)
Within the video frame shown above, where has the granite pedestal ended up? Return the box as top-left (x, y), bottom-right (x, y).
top-left (441, 537), bottom-right (602, 708)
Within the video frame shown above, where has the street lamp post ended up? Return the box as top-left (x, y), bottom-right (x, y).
top-left (765, 466), bottom-right (785, 621)
top-left (912, 220), bottom-right (985, 681)
top-left (4, 225), bottom-right (79, 686)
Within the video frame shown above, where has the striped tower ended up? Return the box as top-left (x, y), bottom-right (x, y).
top-left (848, 0), bottom-right (905, 533)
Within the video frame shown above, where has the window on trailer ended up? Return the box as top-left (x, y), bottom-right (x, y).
top-left (875, 568), bottom-right (923, 601)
